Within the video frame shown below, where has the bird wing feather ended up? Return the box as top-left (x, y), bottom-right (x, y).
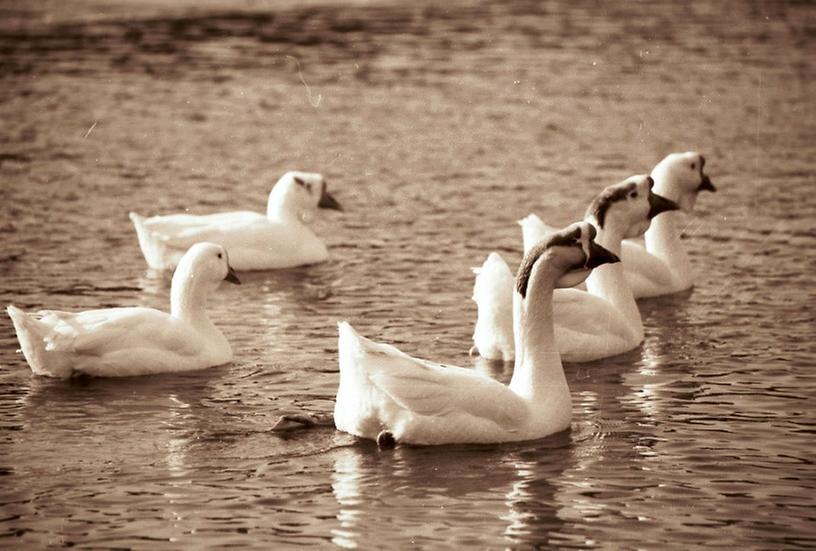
top-left (42, 308), bottom-right (200, 357)
top-left (355, 333), bottom-right (526, 431)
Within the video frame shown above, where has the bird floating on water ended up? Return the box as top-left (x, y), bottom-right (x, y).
top-left (130, 171), bottom-right (342, 271)
top-left (7, 242), bottom-right (240, 378)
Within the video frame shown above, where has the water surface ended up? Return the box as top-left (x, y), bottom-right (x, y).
top-left (1, 0), bottom-right (814, 548)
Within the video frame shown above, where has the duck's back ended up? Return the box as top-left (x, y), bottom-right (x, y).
top-left (136, 211), bottom-right (327, 270)
top-left (12, 306), bottom-right (228, 377)
top-left (335, 323), bottom-right (534, 445)
top-left (552, 289), bottom-right (638, 362)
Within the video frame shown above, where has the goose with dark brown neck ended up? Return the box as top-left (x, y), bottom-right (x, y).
top-left (472, 175), bottom-right (679, 362)
top-left (334, 222), bottom-right (618, 446)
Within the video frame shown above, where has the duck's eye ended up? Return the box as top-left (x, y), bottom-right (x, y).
top-left (629, 191), bottom-right (638, 199)
top-left (217, 253), bottom-right (223, 259)
top-left (690, 163), bottom-right (696, 170)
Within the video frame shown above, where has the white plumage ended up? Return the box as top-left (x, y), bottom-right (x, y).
top-left (130, 171), bottom-right (341, 271)
top-left (7, 242), bottom-right (240, 378)
top-left (472, 175), bottom-right (679, 362)
top-left (334, 222), bottom-right (620, 446)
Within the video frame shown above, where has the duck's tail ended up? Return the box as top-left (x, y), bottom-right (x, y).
top-left (129, 212), bottom-right (165, 270)
top-left (336, 321), bottom-right (366, 383)
top-left (335, 321), bottom-right (404, 439)
top-left (6, 305), bottom-right (61, 376)
top-left (519, 213), bottom-right (558, 254)
top-left (471, 253), bottom-right (515, 362)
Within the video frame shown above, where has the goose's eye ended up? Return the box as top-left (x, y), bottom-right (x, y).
top-left (690, 163), bottom-right (696, 170)
top-left (217, 253), bottom-right (223, 259)
top-left (629, 191), bottom-right (638, 199)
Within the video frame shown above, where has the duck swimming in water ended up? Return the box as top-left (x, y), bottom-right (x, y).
top-left (334, 222), bottom-right (619, 446)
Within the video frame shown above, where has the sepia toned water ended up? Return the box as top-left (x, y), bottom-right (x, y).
top-left (1, 0), bottom-right (814, 548)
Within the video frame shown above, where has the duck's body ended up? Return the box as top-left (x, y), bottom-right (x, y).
top-left (472, 175), bottom-right (678, 363)
top-left (7, 242), bottom-right (240, 378)
top-left (335, 322), bottom-right (563, 445)
top-left (7, 306), bottom-right (230, 378)
top-left (130, 171), bottom-right (341, 271)
top-left (618, 228), bottom-right (688, 298)
top-left (551, 287), bottom-right (639, 362)
top-left (335, 222), bottom-right (620, 446)
top-left (130, 210), bottom-right (328, 271)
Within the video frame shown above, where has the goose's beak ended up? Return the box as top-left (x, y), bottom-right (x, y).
top-left (647, 190), bottom-right (680, 219)
top-left (224, 265), bottom-right (241, 285)
top-left (698, 174), bottom-right (716, 192)
top-left (318, 183), bottom-right (342, 211)
top-left (585, 240), bottom-right (620, 269)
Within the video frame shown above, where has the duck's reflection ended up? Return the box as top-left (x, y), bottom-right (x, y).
top-left (330, 432), bottom-right (575, 549)
top-left (331, 449), bottom-right (364, 549)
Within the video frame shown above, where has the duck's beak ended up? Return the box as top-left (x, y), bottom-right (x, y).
top-left (318, 182), bottom-right (342, 211)
top-left (224, 265), bottom-right (241, 285)
top-left (648, 190), bottom-right (680, 219)
top-left (698, 174), bottom-right (716, 192)
top-left (585, 240), bottom-right (620, 269)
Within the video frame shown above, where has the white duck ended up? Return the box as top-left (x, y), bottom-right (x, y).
top-left (130, 171), bottom-right (342, 271)
top-left (334, 222), bottom-right (620, 446)
top-left (620, 152), bottom-right (716, 297)
top-left (7, 242), bottom-right (240, 378)
top-left (472, 175), bottom-right (679, 362)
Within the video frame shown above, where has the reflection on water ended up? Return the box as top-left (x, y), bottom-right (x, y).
top-left (331, 436), bottom-right (575, 549)
top-left (1, 0), bottom-right (815, 548)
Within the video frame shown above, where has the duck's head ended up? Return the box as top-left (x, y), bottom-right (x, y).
top-left (175, 242), bottom-right (241, 288)
top-left (650, 152), bottom-right (716, 212)
top-left (268, 171), bottom-right (342, 218)
top-left (516, 221), bottom-right (620, 297)
top-left (585, 174), bottom-right (679, 239)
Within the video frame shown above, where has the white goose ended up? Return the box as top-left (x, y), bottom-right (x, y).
top-left (620, 152), bottom-right (716, 297)
top-left (130, 171), bottom-right (342, 271)
top-left (334, 222), bottom-right (620, 446)
top-left (7, 242), bottom-right (240, 378)
top-left (472, 175), bottom-right (679, 363)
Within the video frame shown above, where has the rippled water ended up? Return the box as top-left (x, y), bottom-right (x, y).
top-left (1, 0), bottom-right (814, 548)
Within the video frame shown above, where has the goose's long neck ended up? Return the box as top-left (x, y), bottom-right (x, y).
top-left (645, 211), bottom-right (692, 280)
top-left (266, 189), bottom-right (305, 225)
top-left (170, 270), bottom-right (215, 329)
top-left (585, 225), bottom-right (643, 339)
top-left (509, 264), bottom-right (567, 402)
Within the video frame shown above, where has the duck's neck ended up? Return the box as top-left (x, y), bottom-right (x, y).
top-left (645, 210), bottom-right (692, 281)
top-left (266, 187), bottom-right (307, 224)
top-left (509, 263), bottom-right (567, 402)
top-left (585, 224), bottom-right (643, 339)
top-left (170, 271), bottom-right (216, 330)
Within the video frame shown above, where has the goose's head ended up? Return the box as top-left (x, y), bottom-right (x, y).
top-left (268, 171), bottom-right (342, 218)
top-left (516, 221), bottom-right (620, 297)
top-left (650, 152), bottom-right (716, 212)
top-left (585, 174), bottom-right (679, 239)
top-left (174, 242), bottom-right (241, 289)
